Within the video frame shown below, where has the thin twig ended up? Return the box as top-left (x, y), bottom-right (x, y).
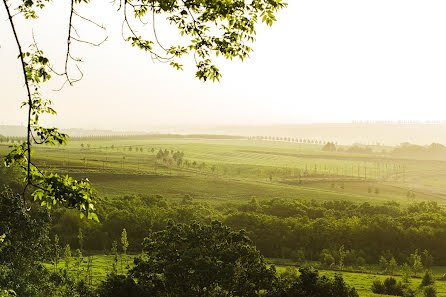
top-left (73, 10), bottom-right (106, 30)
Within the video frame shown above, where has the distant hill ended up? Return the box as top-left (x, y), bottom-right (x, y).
top-left (202, 123), bottom-right (446, 146)
top-left (391, 142), bottom-right (446, 159)
top-left (0, 125), bottom-right (27, 137)
top-left (0, 125), bottom-right (144, 137)
top-left (2, 122), bottom-right (446, 146)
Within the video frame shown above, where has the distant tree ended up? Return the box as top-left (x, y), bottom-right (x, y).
top-left (401, 263), bottom-right (412, 283)
top-left (409, 250), bottom-right (423, 277)
top-left (121, 228), bottom-right (129, 271)
top-left (54, 235), bottom-right (60, 271)
top-left (338, 245), bottom-right (346, 270)
top-left (63, 244), bottom-right (72, 269)
top-left (111, 241), bottom-right (118, 274)
top-left (78, 228), bottom-right (84, 253)
top-left (320, 249), bottom-right (335, 267)
top-left (388, 257), bottom-right (398, 275)
top-left (420, 270), bottom-right (435, 288)
top-left (74, 249), bottom-right (83, 279)
top-left (379, 256), bottom-right (389, 273)
top-left (156, 149), bottom-right (162, 159)
top-left (422, 250), bottom-right (434, 269)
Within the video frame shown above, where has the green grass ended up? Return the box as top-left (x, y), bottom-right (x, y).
top-left (2, 136), bottom-right (446, 205)
top-left (275, 265), bottom-right (446, 297)
top-left (43, 254), bottom-right (135, 285)
top-left (46, 254), bottom-right (446, 296)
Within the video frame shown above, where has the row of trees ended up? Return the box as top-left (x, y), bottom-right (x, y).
top-left (0, 135), bottom-right (27, 144)
top-left (250, 136), bottom-right (338, 145)
top-left (0, 185), bottom-right (358, 297)
top-left (47, 189), bottom-right (446, 267)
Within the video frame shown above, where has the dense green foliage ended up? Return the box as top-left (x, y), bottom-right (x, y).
top-left (271, 267), bottom-right (358, 297)
top-left (50, 193), bottom-right (446, 268)
top-left (371, 277), bottom-right (415, 297)
top-left (129, 221), bottom-right (276, 296)
top-left (96, 221), bottom-right (357, 297)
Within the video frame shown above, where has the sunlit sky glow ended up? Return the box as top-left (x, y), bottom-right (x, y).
top-left (2, 0), bottom-right (446, 130)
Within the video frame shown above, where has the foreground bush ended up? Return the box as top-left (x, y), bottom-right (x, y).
top-left (371, 277), bottom-right (415, 297)
top-left (270, 267), bottom-right (358, 297)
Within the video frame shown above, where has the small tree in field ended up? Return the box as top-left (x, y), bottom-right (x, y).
top-left (388, 257), bottom-right (398, 275)
top-left (409, 250), bottom-right (423, 277)
top-left (422, 250), bottom-right (434, 269)
top-left (78, 228), bottom-right (84, 253)
top-left (111, 241), bottom-right (118, 274)
top-left (121, 228), bottom-right (129, 272)
top-left (74, 249), bottom-right (83, 280)
top-left (379, 256), bottom-right (388, 273)
top-left (420, 270), bottom-right (435, 288)
top-left (54, 235), bottom-right (60, 272)
top-left (402, 263), bottom-right (412, 283)
top-left (63, 244), bottom-right (72, 270)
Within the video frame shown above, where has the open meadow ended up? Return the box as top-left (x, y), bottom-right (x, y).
top-left (3, 135), bottom-right (446, 296)
top-left (2, 135), bottom-right (445, 204)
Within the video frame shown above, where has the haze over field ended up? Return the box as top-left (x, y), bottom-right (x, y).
top-left (3, 0), bottom-right (446, 296)
top-left (2, 122), bottom-right (446, 146)
top-left (2, 0), bottom-right (446, 130)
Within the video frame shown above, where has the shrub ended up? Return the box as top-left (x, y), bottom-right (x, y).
top-left (371, 280), bottom-right (385, 294)
top-left (423, 285), bottom-right (437, 297)
top-left (371, 277), bottom-right (414, 296)
top-left (420, 270), bottom-right (435, 287)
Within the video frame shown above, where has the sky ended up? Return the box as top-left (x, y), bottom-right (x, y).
top-left (2, 0), bottom-right (446, 131)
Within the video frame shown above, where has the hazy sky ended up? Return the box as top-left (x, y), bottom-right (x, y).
top-left (2, 0), bottom-right (446, 130)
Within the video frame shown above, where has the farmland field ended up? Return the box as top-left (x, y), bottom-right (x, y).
top-left (4, 135), bottom-right (446, 296)
top-left (2, 135), bottom-right (446, 204)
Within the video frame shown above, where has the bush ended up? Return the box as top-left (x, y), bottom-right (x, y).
top-left (371, 277), bottom-right (414, 296)
top-left (423, 285), bottom-right (437, 297)
top-left (96, 274), bottom-right (142, 297)
top-left (273, 267), bottom-right (358, 297)
top-left (420, 270), bottom-right (435, 287)
top-left (371, 280), bottom-right (385, 294)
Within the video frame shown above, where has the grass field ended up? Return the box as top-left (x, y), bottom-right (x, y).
top-left (46, 254), bottom-right (446, 296)
top-left (2, 136), bottom-right (446, 205)
top-left (5, 135), bottom-right (446, 295)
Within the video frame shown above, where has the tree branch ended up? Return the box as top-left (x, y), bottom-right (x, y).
top-left (2, 0), bottom-right (33, 203)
